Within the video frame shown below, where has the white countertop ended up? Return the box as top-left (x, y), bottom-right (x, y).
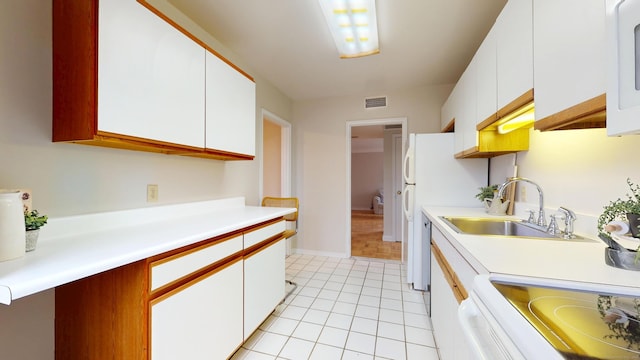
top-left (423, 206), bottom-right (640, 289)
top-left (0, 197), bottom-right (295, 305)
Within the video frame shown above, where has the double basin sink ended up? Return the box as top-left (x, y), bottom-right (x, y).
top-left (439, 216), bottom-right (589, 241)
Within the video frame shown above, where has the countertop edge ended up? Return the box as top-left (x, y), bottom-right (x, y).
top-left (0, 200), bottom-right (295, 304)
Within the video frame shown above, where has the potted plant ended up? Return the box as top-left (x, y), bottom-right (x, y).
top-left (475, 184), bottom-right (499, 203)
top-left (24, 210), bottom-right (47, 252)
top-left (598, 178), bottom-right (640, 238)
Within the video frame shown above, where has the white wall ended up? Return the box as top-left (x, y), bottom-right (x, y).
top-left (0, 1), bottom-right (292, 358)
top-left (263, 119), bottom-right (282, 197)
top-left (491, 128), bottom-right (640, 237)
top-left (351, 152), bottom-right (383, 210)
top-left (292, 85), bottom-right (452, 256)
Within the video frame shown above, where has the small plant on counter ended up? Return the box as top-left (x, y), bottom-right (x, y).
top-left (475, 184), bottom-right (499, 203)
top-left (598, 178), bottom-right (640, 238)
top-left (24, 210), bottom-right (48, 252)
top-left (24, 210), bottom-right (48, 231)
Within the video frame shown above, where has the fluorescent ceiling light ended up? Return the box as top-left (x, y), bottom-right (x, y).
top-left (318, 0), bottom-right (380, 59)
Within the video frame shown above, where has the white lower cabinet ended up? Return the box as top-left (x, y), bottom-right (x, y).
top-left (244, 239), bottom-right (285, 339)
top-left (430, 252), bottom-right (454, 360)
top-left (431, 252), bottom-right (472, 360)
top-left (55, 218), bottom-right (286, 360)
top-left (151, 259), bottom-right (243, 360)
top-left (430, 225), bottom-right (474, 360)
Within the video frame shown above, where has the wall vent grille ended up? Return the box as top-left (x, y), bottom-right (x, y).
top-left (365, 96), bottom-right (387, 109)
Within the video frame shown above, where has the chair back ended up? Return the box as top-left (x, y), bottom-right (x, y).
top-left (261, 197), bottom-right (298, 222)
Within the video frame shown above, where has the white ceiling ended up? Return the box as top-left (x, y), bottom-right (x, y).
top-left (167, 0), bottom-right (508, 101)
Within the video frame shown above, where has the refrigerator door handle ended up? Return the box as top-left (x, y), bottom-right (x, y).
top-left (403, 147), bottom-right (415, 184)
top-left (403, 185), bottom-right (414, 222)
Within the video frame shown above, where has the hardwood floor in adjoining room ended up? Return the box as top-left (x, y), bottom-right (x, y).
top-left (351, 210), bottom-right (401, 261)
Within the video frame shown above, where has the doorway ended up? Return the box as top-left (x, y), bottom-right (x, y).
top-left (346, 118), bottom-right (407, 261)
top-left (261, 109), bottom-right (291, 198)
top-left (261, 109), bottom-right (293, 253)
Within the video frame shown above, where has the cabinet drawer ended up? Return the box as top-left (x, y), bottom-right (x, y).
top-left (244, 220), bottom-right (285, 248)
top-left (150, 235), bottom-right (242, 291)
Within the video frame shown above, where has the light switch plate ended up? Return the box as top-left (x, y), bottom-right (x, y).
top-left (147, 184), bottom-right (158, 202)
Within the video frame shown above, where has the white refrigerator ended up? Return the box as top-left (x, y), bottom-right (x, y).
top-left (402, 133), bottom-right (487, 291)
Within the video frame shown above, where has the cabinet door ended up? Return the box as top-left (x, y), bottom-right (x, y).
top-left (533, 0), bottom-right (605, 122)
top-left (457, 62), bottom-right (478, 152)
top-left (440, 91), bottom-right (455, 132)
top-left (244, 239), bottom-right (285, 339)
top-left (430, 252), bottom-right (454, 360)
top-left (476, 26), bottom-right (498, 125)
top-left (98, 0), bottom-right (205, 147)
top-left (150, 260), bottom-right (243, 360)
top-left (206, 52), bottom-right (256, 157)
top-left (496, 0), bottom-right (533, 109)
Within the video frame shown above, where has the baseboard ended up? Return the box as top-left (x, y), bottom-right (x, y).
top-left (290, 248), bottom-right (349, 258)
top-left (382, 235), bottom-right (395, 242)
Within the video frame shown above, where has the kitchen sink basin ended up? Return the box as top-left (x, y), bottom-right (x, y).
top-left (439, 216), bottom-right (588, 240)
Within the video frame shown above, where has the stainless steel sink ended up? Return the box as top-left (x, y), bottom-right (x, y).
top-left (439, 216), bottom-right (588, 240)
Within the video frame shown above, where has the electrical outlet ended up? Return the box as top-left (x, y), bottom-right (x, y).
top-left (520, 186), bottom-right (527, 202)
top-left (147, 184), bottom-right (158, 202)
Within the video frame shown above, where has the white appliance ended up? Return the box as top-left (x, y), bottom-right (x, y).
top-left (459, 274), bottom-right (640, 359)
top-left (606, 0), bottom-right (640, 136)
top-left (402, 133), bottom-right (487, 290)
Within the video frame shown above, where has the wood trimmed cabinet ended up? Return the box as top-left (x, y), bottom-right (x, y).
top-left (53, 0), bottom-right (255, 161)
top-left (430, 226), bottom-right (476, 360)
top-left (533, 0), bottom-right (606, 131)
top-left (55, 218), bottom-right (285, 360)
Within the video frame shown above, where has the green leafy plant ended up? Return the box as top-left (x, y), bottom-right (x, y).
top-left (598, 178), bottom-right (640, 236)
top-left (475, 184), bottom-right (499, 202)
top-left (597, 295), bottom-right (640, 350)
top-left (24, 210), bottom-right (48, 231)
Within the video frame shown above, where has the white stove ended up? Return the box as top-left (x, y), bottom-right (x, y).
top-left (460, 274), bottom-right (640, 359)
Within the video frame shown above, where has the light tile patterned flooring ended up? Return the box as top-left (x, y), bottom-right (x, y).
top-left (231, 254), bottom-right (439, 360)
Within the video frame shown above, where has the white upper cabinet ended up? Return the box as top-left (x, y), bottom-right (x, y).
top-left (206, 52), bottom-right (256, 157)
top-left (98, 0), bottom-right (205, 148)
top-left (440, 89), bottom-right (455, 132)
top-left (496, 0), bottom-right (533, 110)
top-left (533, 0), bottom-right (606, 130)
top-left (457, 62), bottom-right (478, 153)
top-left (475, 26), bottom-right (498, 125)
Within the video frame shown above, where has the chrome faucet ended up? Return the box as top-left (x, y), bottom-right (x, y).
top-left (557, 207), bottom-right (577, 239)
top-left (498, 177), bottom-right (546, 227)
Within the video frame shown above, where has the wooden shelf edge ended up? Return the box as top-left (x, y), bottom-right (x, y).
top-left (477, 89), bottom-right (534, 131)
top-left (534, 93), bottom-right (606, 131)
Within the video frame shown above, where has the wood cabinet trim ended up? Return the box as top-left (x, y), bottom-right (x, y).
top-left (52, 0), bottom-right (99, 142)
top-left (431, 242), bottom-right (467, 303)
top-left (534, 93), bottom-right (606, 131)
top-left (55, 260), bottom-right (150, 359)
top-left (53, 0), bottom-right (256, 161)
top-left (476, 89), bottom-right (534, 131)
top-left (149, 255), bottom-right (242, 306)
top-left (242, 217), bottom-right (286, 235)
top-left (441, 118), bottom-right (455, 133)
top-left (243, 235), bottom-right (285, 260)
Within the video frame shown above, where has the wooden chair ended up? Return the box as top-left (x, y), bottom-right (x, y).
top-left (261, 197), bottom-right (298, 239)
top-left (261, 196), bottom-right (299, 299)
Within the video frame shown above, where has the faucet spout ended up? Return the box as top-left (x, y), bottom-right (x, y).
top-left (498, 177), bottom-right (546, 227)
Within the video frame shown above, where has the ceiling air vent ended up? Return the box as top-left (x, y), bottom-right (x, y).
top-left (365, 96), bottom-right (387, 109)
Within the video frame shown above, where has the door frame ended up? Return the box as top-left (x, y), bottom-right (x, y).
top-left (260, 109), bottom-right (292, 199)
top-left (345, 117), bottom-right (407, 258)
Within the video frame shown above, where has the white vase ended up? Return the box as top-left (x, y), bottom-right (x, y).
top-left (25, 229), bottom-right (39, 252)
top-left (0, 190), bottom-right (25, 261)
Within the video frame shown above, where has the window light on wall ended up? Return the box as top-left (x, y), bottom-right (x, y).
top-left (318, 0), bottom-right (380, 59)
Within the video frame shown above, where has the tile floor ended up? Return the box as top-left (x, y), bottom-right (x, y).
top-left (231, 254), bottom-right (440, 360)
